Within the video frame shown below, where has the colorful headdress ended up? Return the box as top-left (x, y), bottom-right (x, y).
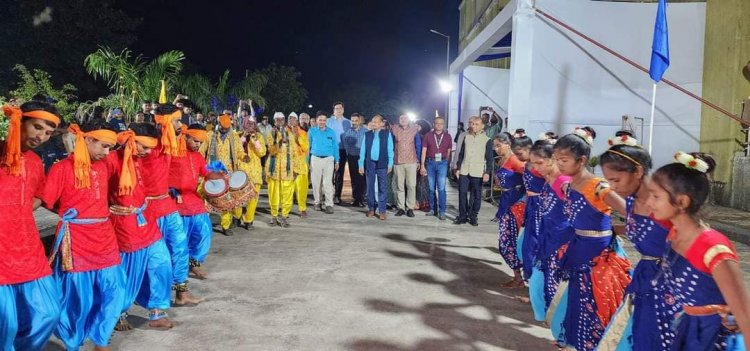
top-left (608, 135), bottom-right (638, 147)
top-left (218, 114), bottom-right (232, 128)
top-left (1, 105), bottom-right (61, 175)
top-left (674, 152), bottom-right (709, 173)
top-left (572, 127), bottom-right (594, 146)
top-left (116, 131), bottom-right (157, 196)
top-left (68, 124), bottom-right (117, 188)
top-left (154, 110), bottom-right (182, 156)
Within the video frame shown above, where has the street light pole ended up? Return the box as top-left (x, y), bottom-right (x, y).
top-left (430, 29), bottom-right (450, 119)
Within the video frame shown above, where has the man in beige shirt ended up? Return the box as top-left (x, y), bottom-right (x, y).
top-left (450, 116), bottom-right (492, 226)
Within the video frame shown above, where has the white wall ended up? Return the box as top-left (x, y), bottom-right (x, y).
top-left (449, 65), bottom-right (510, 135)
top-left (508, 0), bottom-right (706, 168)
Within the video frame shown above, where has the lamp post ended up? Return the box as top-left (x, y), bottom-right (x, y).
top-left (430, 29), bottom-right (451, 119)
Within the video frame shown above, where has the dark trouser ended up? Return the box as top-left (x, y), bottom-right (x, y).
top-left (334, 149), bottom-right (347, 198)
top-left (366, 161), bottom-right (388, 214)
top-left (458, 174), bottom-right (482, 221)
top-left (347, 154), bottom-right (366, 203)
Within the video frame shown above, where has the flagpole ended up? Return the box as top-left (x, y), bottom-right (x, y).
top-left (648, 83), bottom-right (657, 154)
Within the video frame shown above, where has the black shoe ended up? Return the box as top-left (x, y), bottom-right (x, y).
top-left (406, 209), bottom-right (415, 218)
top-left (246, 221), bottom-right (254, 230)
top-left (453, 218), bottom-right (467, 225)
top-left (438, 214), bottom-right (446, 221)
top-left (395, 209), bottom-right (405, 217)
top-left (325, 206), bottom-right (334, 214)
top-left (469, 218), bottom-right (479, 226)
top-left (334, 197), bottom-right (341, 205)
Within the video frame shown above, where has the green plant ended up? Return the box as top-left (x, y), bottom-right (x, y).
top-left (9, 65), bottom-right (78, 122)
top-left (84, 46), bottom-right (184, 115)
top-left (175, 70), bottom-right (267, 113)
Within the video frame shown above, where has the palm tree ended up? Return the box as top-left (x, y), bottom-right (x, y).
top-left (175, 70), bottom-right (268, 114)
top-left (84, 46), bottom-right (184, 116)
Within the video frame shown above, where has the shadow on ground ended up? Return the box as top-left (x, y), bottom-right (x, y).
top-left (347, 233), bottom-right (551, 351)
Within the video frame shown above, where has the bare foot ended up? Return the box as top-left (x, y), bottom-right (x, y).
top-left (148, 317), bottom-right (174, 329)
top-left (93, 345), bottom-right (111, 351)
top-left (514, 295), bottom-right (531, 304)
top-left (174, 291), bottom-right (202, 306)
top-left (501, 279), bottom-right (526, 288)
top-left (114, 316), bottom-right (132, 332)
top-left (189, 266), bottom-right (208, 280)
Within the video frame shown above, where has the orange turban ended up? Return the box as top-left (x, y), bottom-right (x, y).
top-left (115, 131), bottom-right (157, 195)
top-left (1, 106), bottom-right (61, 175)
top-left (68, 124), bottom-right (117, 189)
top-left (218, 114), bottom-right (232, 129)
top-left (154, 110), bottom-right (182, 156)
top-left (183, 128), bottom-right (207, 142)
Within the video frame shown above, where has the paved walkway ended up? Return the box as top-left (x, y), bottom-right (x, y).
top-left (39, 185), bottom-right (750, 350)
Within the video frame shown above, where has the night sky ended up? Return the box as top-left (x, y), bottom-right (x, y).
top-left (117, 0), bottom-right (460, 116)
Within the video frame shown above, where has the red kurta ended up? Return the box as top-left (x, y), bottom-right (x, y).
top-left (141, 146), bottom-right (179, 219)
top-left (107, 152), bottom-right (162, 253)
top-left (42, 156), bottom-right (120, 272)
top-left (169, 150), bottom-right (208, 216)
top-left (0, 149), bottom-right (51, 285)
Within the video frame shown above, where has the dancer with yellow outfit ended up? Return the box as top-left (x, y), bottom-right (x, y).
top-left (265, 112), bottom-right (306, 228)
top-left (288, 112), bottom-right (310, 218)
top-left (237, 117), bottom-right (266, 230)
top-left (200, 114), bottom-right (248, 236)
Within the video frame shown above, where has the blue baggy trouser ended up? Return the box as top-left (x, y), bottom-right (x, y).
top-left (119, 239), bottom-right (172, 319)
top-left (182, 213), bottom-right (213, 264)
top-left (0, 276), bottom-right (61, 351)
top-left (54, 265), bottom-right (125, 350)
top-left (157, 211), bottom-right (189, 285)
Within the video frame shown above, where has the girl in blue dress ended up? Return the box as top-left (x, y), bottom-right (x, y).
top-left (597, 136), bottom-right (679, 350)
top-left (647, 152), bottom-right (750, 350)
top-left (493, 133), bottom-right (526, 288)
top-left (550, 127), bottom-right (631, 350)
top-left (513, 135), bottom-right (546, 282)
top-left (528, 139), bottom-right (574, 330)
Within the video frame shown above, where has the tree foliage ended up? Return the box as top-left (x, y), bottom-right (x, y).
top-left (10, 65), bottom-right (78, 121)
top-left (175, 70), bottom-right (268, 114)
top-left (256, 64), bottom-right (308, 114)
top-left (84, 46), bottom-right (184, 115)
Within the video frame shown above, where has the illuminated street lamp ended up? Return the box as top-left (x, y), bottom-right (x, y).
top-left (439, 79), bottom-right (453, 94)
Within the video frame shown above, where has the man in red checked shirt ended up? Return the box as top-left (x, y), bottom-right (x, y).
top-left (143, 104), bottom-right (201, 306)
top-left (0, 101), bottom-right (62, 350)
top-left (169, 124), bottom-right (212, 279)
top-left (41, 119), bottom-right (124, 350)
top-left (109, 123), bottom-right (174, 330)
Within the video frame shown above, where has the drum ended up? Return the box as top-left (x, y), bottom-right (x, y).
top-left (203, 171), bottom-right (256, 213)
top-left (228, 171), bottom-right (248, 190)
top-left (227, 171), bottom-right (255, 205)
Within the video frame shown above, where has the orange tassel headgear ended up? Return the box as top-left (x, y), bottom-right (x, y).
top-left (68, 124), bottom-right (116, 189)
top-left (154, 110), bottom-right (182, 156)
top-left (116, 131), bottom-right (157, 196)
top-left (1, 106), bottom-right (60, 175)
top-left (177, 125), bottom-right (208, 154)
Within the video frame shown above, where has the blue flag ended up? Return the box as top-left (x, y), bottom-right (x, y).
top-left (649, 0), bottom-right (670, 82)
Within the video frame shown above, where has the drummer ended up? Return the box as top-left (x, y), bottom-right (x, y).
top-left (200, 113), bottom-right (248, 236)
top-left (169, 124), bottom-right (212, 279)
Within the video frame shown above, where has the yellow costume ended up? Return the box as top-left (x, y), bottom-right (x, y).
top-left (237, 132), bottom-right (266, 224)
top-left (293, 128), bottom-right (309, 213)
top-left (265, 127), bottom-right (306, 218)
top-left (200, 129), bottom-right (247, 230)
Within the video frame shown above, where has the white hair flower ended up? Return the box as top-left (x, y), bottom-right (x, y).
top-left (572, 127), bottom-right (593, 146)
top-left (673, 152), bottom-right (709, 173)
top-left (608, 135), bottom-right (638, 147)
